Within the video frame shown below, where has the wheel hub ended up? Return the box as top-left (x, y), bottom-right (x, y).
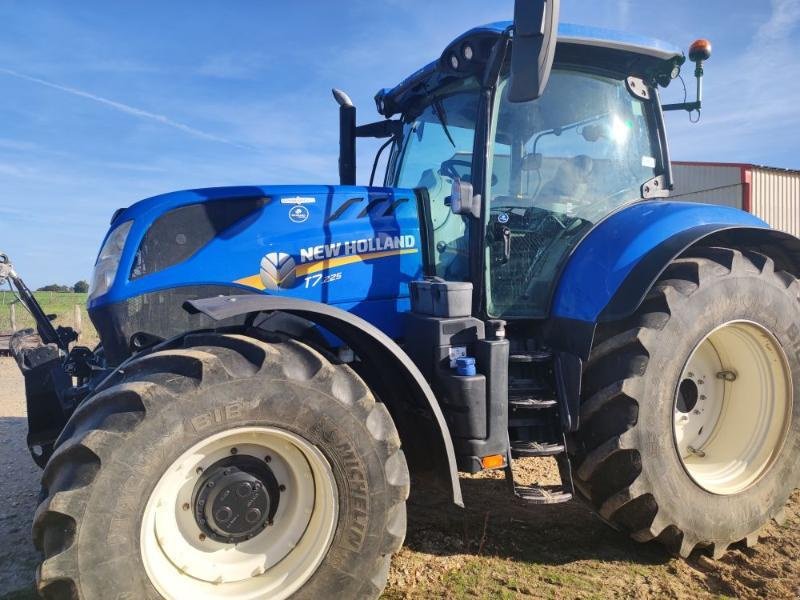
top-left (141, 427), bottom-right (338, 599)
top-left (673, 320), bottom-right (793, 495)
top-left (193, 456), bottom-right (280, 543)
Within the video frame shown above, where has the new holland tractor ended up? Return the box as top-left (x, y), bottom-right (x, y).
top-left (2, 1), bottom-right (799, 598)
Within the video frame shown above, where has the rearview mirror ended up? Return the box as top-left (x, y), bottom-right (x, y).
top-left (450, 179), bottom-right (481, 219)
top-left (508, 0), bottom-right (560, 103)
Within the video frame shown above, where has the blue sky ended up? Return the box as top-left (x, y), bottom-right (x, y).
top-left (0, 0), bottom-right (798, 288)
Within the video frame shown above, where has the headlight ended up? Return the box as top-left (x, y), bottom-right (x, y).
top-left (88, 220), bottom-right (133, 300)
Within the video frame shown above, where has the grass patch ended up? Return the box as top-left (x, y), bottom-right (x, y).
top-left (0, 291), bottom-right (96, 343)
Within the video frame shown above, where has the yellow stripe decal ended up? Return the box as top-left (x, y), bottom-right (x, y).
top-left (234, 274), bottom-right (266, 289)
top-left (234, 248), bottom-right (419, 291)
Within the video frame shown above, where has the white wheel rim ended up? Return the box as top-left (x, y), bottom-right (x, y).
top-left (673, 320), bottom-right (793, 495)
top-left (140, 427), bottom-right (338, 600)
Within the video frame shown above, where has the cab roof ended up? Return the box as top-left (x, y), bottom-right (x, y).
top-left (376, 22), bottom-right (684, 117)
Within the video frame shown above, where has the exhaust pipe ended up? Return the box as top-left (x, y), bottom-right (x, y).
top-left (332, 89), bottom-right (356, 186)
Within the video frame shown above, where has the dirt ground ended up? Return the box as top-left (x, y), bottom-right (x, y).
top-left (0, 359), bottom-right (44, 599)
top-left (0, 357), bottom-right (797, 599)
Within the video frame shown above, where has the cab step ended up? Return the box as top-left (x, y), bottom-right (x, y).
top-left (509, 350), bottom-right (553, 364)
top-left (504, 440), bottom-right (574, 505)
top-left (510, 440), bottom-right (565, 457)
top-left (509, 396), bottom-right (557, 410)
top-left (513, 485), bottom-right (573, 504)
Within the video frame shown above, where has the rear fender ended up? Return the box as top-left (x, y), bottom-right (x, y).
top-left (186, 295), bottom-right (464, 507)
top-left (544, 202), bottom-right (800, 432)
top-left (545, 202), bottom-right (794, 360)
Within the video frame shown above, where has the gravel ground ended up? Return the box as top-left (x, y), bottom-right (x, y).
top-left (0, 359), bottom-right (41, 597)
top-left (0, 356), bottom-right (797, 599)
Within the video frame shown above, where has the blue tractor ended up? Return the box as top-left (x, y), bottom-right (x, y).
top-left (2, 1), bottom-right (799, 598)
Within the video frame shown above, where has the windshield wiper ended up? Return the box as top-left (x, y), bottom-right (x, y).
top-left (431, 98), bottom-right (456, 149)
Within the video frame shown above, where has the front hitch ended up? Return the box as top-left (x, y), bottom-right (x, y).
top-left (0, 252), bottom-right (76, 351)
top-left (1, 252), bottom-right (92, 466)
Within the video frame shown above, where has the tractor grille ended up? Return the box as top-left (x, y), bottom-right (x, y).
top-left (90, 285), bottom-right (254, 365)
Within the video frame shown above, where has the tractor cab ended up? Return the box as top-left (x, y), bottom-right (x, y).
top-left (373, 22), bottom-right (685, 318)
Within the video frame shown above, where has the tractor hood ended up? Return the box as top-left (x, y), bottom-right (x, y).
top-left (91, 185), bottom-right (425, 318)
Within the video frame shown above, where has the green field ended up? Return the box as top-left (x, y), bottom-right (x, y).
top-left (0, 291), bottom-right (97, 344)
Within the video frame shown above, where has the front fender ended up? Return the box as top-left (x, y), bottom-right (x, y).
top-left (186, 294), bottom-right (464, 507)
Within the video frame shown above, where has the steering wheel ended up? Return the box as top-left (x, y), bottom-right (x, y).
top-left (439, 159), bottom-right (472, 181)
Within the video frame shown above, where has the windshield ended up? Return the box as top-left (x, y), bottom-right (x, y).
top-left (393, 80), bottom-right (480, 281)
top-left (486, 68), bottom-right (662, 318)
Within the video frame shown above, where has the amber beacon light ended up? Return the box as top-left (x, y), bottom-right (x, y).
top-left (663, 38), bottom-right (713, 113)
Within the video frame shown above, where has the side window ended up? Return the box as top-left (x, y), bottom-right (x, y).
top-left (486, 69), bottom-right (663, 318)
top-left (394, 90), bottom-right (479, 281)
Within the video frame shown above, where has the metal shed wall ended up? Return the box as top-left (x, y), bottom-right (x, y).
top-left (671, 162), bottom-right (800, 238)
top-left (670, 162), bottom-right (744, 209)
top-left (751, 167), bottom-right (800, 237)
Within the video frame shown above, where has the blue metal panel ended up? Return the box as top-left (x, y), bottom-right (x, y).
top-left (551, 201), bottom-right (769, 323)
top-left (91, 185), bottom-right (424, 337)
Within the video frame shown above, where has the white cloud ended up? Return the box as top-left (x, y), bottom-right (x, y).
top-left (667, 0), bottom-right (800, 166)
top-left (0, 161), bottom-right (38, 178)
top-left (0, 67), bottom-right (254, 150)
top-left (756, 0), bottom-right (800, 40)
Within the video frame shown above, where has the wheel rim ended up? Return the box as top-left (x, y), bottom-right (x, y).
top-left (673, 320), bottom-right (793, 495)
top-left (141, 427), bottom-right (338, 600)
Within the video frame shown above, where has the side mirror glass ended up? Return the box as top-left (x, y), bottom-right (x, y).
top-left (508, 0), bottom-right (560, 103)
top-left (450, 179), bottom-right (481, 218)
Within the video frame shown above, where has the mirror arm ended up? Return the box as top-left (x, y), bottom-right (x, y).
top-left (356, 120), bottom-right (403, 139)
top-left (663, 40), bottom-right (711, 113)
top-left (663, 62), bottom-right (704, 111)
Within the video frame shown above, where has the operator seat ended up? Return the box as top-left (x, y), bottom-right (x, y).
top-left (537, 155), bottom-right (593, 214)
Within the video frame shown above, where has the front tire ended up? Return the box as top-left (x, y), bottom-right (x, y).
top-left (33, 332), bottom-right (409, 599)
top-left (573, 247), bottom-right (800, 558)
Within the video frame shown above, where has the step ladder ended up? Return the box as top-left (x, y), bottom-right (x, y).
top-left (504, 434), bottom-right (574, 505)
top-left (505, 350), bottom-right (574, 504)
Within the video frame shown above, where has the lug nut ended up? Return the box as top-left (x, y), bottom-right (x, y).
top-left (196, 467), bottom-right (203, 474)
top-left (182, 503), bottom-right (190, 511)
top-left (265, 455), bottom-right (272, 463)
top-left (230, 447), bottom-right (238, 455)
top-left (199, 533), bottom-right (207, 541)
top-left (687, 446), bottom-right (706, 458)
top-left (279, 484), bottom-right (286, 492)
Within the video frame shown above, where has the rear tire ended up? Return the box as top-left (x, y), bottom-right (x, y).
top-left (33, 331), bottom-right (409, 599)
top-left (573, 247), bottom-right (800, 558)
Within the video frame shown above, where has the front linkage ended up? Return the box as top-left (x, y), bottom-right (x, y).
top-left (0, 252), bottom-right (103, 466)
